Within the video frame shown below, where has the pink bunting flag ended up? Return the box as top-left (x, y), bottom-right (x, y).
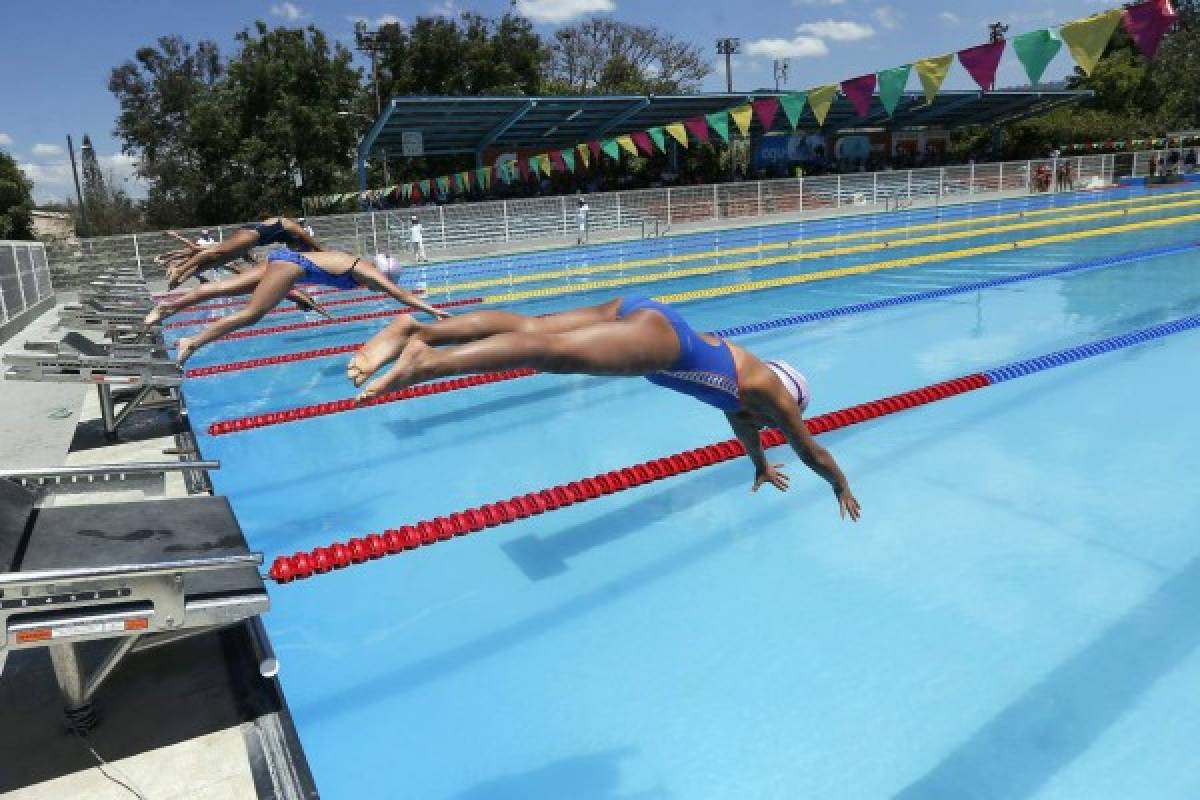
top-left (517, 159), bottom-right (530, 181)
top-left (1123, 0), bottom-right (1178, 60)
top-left (410, 184), bottom-right (422, 203)
top-left (630, 131), bottom-right (655, 156)
top-left (588, 140), bottom-right (602, 160)
top-left (684, 117), bottom-right (710, 145)
top-left (840, 74), bottom-right (877, 118)
top-left (957, 40), bottom-right (1006, 91)
top-left (752, 97), bottom-right (780, 131)
top-left (549, 150), bottom-right (566, 172)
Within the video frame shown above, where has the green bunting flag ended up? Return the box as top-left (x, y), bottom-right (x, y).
top-left (648, 127), bottom-right (666, 152)
top-left (601, 139), bottom-right (621, 161)
top-left (561, 149), bottom-right (576, 173)
top-left (1011, 29), bottom-right (1063, 85)
top-left (435, 176), bottom-right (449, 194)
top-left (706, 111), bottom-right (730, 143)
top-left (876, 64), bottom-right (911, 116)
top-left (780, 93), bottom-right (807, 129)
top-left (420, 179), bottom-right (431, 195)
top-left (475, 166), bottom-right (490, 190)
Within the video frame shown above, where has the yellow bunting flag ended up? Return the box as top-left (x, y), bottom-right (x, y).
top-left (576, 142), bottom-right (590, 168)
top-left (665, 123), bottom-right (689, 148)
top-left (539, 155), bottom-right (552, 176)
top-left (914, 54), bottom-right (954, 104)
top-left (807, 84), bottom-right (839, 126)
top-left (729, 104), bottom-right (753, 136)
top-left (1060, 9), bottom-right (1122, 76)
top-left (617, 135), bottom-right (639, 157)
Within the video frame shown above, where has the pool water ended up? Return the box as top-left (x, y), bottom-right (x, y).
top-left (177, 186), bottom-right (1200, 799)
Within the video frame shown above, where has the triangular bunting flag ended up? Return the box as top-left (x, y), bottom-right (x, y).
top-left (549, 150), bottom-right (566, 172)
top-left (1012, 29), bottom-right (1063, 85)
top-left (876, 65), bottom-right (911, 116)
top-left (684, 117), bottom-right (710, 145)
top-left (666, 122), bottom-right (689, 147)
top-left (780, 93), bottom-right (807, 128)
top-left (561, 149), bottom-right (576, 173)
top-left (631, 130), bottom-right (655, 156)
top-left (576, 142), bottom-right (590, 167)
top-left (752, 97), bottom-right (780, 131)
top-left (601, 139), bottom-right (621, 160)
top-left (401, 183), bottom-right (412, 199)
top-left (957, 40), bottom-right (1006, 91)
top-left (729, 104), bottom-right (753, 136)
top-left (588, 140), bottom-right (602, 160)
top-left (914, 54), bottom-right (953, 104)
top-left (411, 183), bottom-right (422, 202)
top-left (706, 111), bottom-right (730, 143)
top-left (436, 176), bottom-right (449, 194)
top-left (539, 154), bottom-right (552, 176)
top-left (476, 167), bottom-right (490, 190)
top-left (807, 84), bottom-right (839, 126)
top-left (419, 179), bottom-right (431, 195)
top-left (526, 156), bottom-right (539, 176)
top-left (616, 134), bottom-right (639, 157)
top-left (1122, 0), bottom-right (1177, 61)
top-left (648, 126), bottom-right (666, 152)
top-left (841, 74), bottom-right (876, 118)
top-left (1060, 9), bottom-right (1122, 76)
top-left (461, 171), bottom-right (473, 190)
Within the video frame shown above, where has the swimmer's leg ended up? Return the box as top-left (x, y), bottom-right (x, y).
top-left (144, 265), bottom-right (267, 325)
top-left (358, 309), bottom-right (676, 401)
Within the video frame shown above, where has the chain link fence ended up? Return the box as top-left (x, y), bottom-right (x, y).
top-left (0, 240), bottom-right (54, 327)
top-left (45, 150), bottom-right (1186, 288)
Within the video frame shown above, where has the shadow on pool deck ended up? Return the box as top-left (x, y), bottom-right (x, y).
top-left (893, 550), bottom-right (1200, 800)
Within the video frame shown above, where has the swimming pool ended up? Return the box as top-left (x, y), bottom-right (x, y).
top-left (175, 186), bottom-right (1200, 799)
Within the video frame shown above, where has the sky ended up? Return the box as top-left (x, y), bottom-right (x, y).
top-left (0, 0), bottom-right (1111, 204)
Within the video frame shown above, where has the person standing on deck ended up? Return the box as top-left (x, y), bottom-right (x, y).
top-left (576, 197), bottom-right (589, 245)
top-left (409, 216), bottom-right (428, 263)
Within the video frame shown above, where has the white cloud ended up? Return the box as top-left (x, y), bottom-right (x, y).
top-left (429, 0), bottom-right (459, 17)
top-left (794, 19), bottom-right (875, 41)
top-left (515, 0), bottom-right (615, 24)
top-left (270, 2), bottom-right (307, 21)
top-left (745, 35), bottom-right (829, 59)
top-left (20, 151), bottom-right (143, 205)
top-left (346, 13), bottom-right (405, 28)
top-left (0, 133), bottom-right (12, 147)
top-left (939, 11), bottom-right (961, 24)
top-left (32, 143), bottom-right (64, 158)
top-left (872, 6), bottom-right (902, 30)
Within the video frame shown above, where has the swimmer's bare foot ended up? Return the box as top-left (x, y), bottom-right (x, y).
top-left (356, 338), bottom-right (431, 402)
top-left (144, 304), bottom-right (172, 326)
top-left (175, 337), bottom-right (196, 365)
top-left (347, 316), bottom-right (420, 387)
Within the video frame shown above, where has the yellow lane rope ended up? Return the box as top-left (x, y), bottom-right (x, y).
top-left (429, 189), bottom-right (1200, 295)
top-left (655, 209), bottom-right (1200, 304)
top-left (481, 197), bottom-right (1200, 305)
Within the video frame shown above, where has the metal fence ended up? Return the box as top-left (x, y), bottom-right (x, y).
top-left (0, 240), bottom-right (54, 325)
top-left (44, 149), bottom-right (1199, 288)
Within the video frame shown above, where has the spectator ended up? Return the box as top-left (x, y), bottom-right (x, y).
top-left (195, 229), bottom-right (216, 248)
top-left (1149, 155), bottom-right (1159, 178)
top-left (409, 215), bottom-right (428, 263)
top-left (1062, 161), bottom-right (1074, 191)
top-left (576, 197), bottom-right (590, 245)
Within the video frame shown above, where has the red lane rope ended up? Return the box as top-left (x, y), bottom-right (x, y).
top-left (267, 373), bottom-right (990, 583)
top-left (207, 368), bottom-right (538, 431)
top-left (190, 297), bottom-right (483, 342)
top-left (168, 291), bottom-right (394, 327)
top-left (187, 343), bottom-right (365, 378)
top-left (157, 284), bottom-right (366, 308)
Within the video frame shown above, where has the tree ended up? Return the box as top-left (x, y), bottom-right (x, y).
top-left (546, 18), bottom-right (712, 94)
top-left (78, 135), bottom-right (142, 235)
top-left (0, 150), bottom-right (35, 240)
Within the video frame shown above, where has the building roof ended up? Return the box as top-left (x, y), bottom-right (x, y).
top-left (359, 89), bottom-right (1092, 164)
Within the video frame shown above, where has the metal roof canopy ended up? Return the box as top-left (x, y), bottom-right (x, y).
top-left (356, 89), bottom-right (1091, 190)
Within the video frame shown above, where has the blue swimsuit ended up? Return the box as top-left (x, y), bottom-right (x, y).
top-left (269, 249), bottom-right (358, 290)
top-left (617, 295), bottom-right (742, 411)
top-left (240, 220), bottom-right (312, 252)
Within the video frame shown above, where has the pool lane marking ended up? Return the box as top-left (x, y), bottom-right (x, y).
top-left (202, 239), bottom-right (1198, 428)
top-left (265, 310), bottom-right (1200, 584)
top-left (484, 196), bottom-right (1200, 305)
top-left (167, 190), bottom-right (1198, 317)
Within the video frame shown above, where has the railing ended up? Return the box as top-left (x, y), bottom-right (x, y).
top-left (0, 240), bottom-right (54, 325)
top-left (41, 148), bottom-right (1198, 288)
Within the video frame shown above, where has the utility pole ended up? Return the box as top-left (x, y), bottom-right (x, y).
top-left (354, 25), bottom-right (392, 185)
top-left (773, 59), bottom-right (789, 92)
top-left (716, 38), bottom-right (740, 93)
top-left (66, 134), bottom-right (89, 237)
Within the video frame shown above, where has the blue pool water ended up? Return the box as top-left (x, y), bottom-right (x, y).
top-left (177, 187), bottom-right (1200, 799)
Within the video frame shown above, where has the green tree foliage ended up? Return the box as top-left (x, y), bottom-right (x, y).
top-left (0, 150), bottom-right (36, 240)
top-left (546, 18), bottom-right (712, 94)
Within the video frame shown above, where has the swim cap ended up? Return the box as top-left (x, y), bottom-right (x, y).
top-left (765, 360), bottom-right (810, 412)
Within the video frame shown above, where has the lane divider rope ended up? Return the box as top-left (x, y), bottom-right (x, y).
top-left (209, 297), bottom-right (483, 341)
top-left (167, 291), bottom-right (400, 327)
top-left (199, 238), bottom-right (1195, 409)
top-left (265, 309), bottom-right (1200, 584)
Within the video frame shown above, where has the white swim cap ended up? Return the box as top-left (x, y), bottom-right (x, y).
top-left (765, 360), bottom-right (810, 412)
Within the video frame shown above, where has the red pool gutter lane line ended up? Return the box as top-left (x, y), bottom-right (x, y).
top-left (208, 296), bottom-right (483, 341)
top-left (266, 374), bottom-right (990, 583)
top-left (167, 291), bottom-right (395, 327)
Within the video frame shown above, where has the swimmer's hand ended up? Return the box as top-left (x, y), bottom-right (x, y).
top-left (836, 486), bottom-right (861, 521)
top-left (751, 463), bottom-right (789, 493)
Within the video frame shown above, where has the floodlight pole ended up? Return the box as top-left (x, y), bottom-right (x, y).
top-left (716, 38), bottom-right (740, 93)
top-left (355, 27), bottom-right (392, 186)
top-left (66, 135), bottom-right (89, 237)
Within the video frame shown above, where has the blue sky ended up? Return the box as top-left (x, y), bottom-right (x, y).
top-left (0, 0), bottom-right (1107, 203)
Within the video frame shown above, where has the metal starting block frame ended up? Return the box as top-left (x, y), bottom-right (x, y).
top-left (4, 344), bottom-right (182, 437)
top-left (0, 462), bottom-right (271, 731)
